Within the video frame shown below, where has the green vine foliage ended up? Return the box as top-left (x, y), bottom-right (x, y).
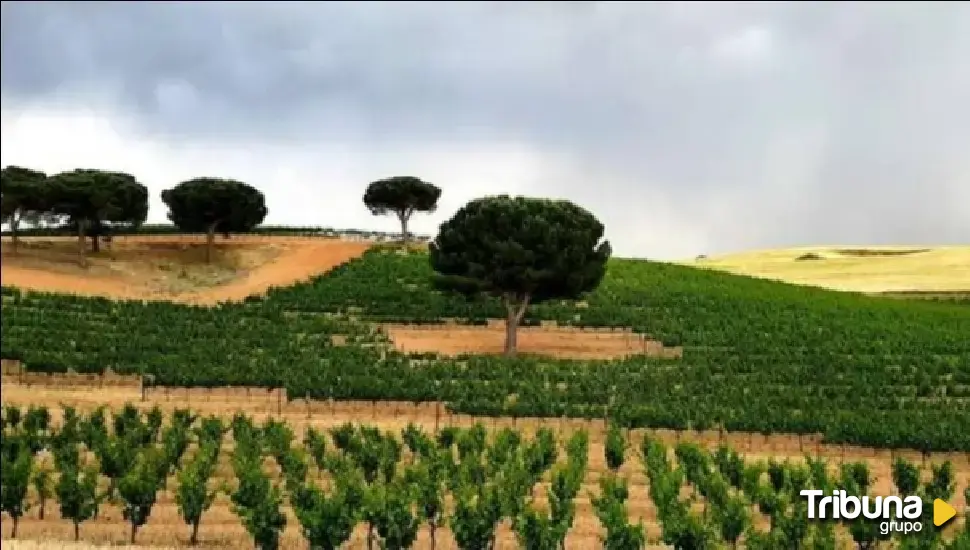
top-left (2, 244), bottom-right (969, 451)
top-left (2, 404), bottom-right (968, 549)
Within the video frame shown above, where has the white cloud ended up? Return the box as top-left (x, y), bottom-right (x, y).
top-left (1, 104), bottom-right (574, 241)
top-left (710, 25), bottom-right (773, 64)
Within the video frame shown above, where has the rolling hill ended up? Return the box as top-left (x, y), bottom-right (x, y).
top-left (2, 243), bottom-right (968, 452)
top-left (686, 245), bottom-right (970, 296)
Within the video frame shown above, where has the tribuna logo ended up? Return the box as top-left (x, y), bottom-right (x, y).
top-left (800, 490), bottom-right (924, 535)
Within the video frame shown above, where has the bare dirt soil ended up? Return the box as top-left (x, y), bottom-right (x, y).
top-left (0, 236), bottom-right (371, 304)
top-left (0, 542), bottom-right (176, 550)
top-left (1, 378), bottom-right (966, 549)
top-left (383, 323), bottom-right (683, 360)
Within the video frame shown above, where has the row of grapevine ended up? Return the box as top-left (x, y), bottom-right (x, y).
top-left (0, 403), bottom-right (593, 548)
top-left (3, 404), bottom-right (968, 549)
top-left (637, 433), bottom-right (970, 549)
top-left (0, 287), bottom-right (388, 387)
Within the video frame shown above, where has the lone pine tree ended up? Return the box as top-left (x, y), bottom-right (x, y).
top-left (364, 176), bottom-right (441, 251)
top-left (430, 195), bottom-right (611, 356)
top-left (161, 178), bottom-right (268, 263)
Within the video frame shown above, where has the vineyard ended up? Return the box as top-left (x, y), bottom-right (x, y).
top-left (2, 245), bottom-right (968, 451)
top-left (1, 403), bottom-right (967, 549)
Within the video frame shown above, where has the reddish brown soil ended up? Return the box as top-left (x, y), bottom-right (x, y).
top-left (0, 236), bottom-right (370, 304)
top-left (383, 323), bottom-right (682, 360)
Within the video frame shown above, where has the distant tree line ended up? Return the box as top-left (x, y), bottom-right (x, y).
top-left (1, 167), bottom-right (269, 264)
top-left (3, 224), bottom-right (433, 241)
top-left (1, 168), bottom-right (452, 263)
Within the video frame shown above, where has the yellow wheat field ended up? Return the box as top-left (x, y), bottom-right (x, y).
top-left (685, 245), bottom-right (970, 293)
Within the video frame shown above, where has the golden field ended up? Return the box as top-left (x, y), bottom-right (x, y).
top-left (685, 245), bottom-right (969, 293)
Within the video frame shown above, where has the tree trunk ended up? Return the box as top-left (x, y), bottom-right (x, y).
top-left (130, 522), bottom-right (138, 544)
top-left (11, 516), bottom-right (18, 538)
top-left (430, 523), bottom-right (436, 550)
top-left (398, 211), bottom-right (412, 252)
top-left (74, 521), bottom-right (80, 541)
top-left (90, 233), bottom-right (101, 253)
top-left (9, 214), bottom-right (20, 253)
top-left (76, 219), bottom-right (88, 266)
top-left (39, 498), bottom-right (45, 520)
top-left (205, 222), bottom-right (218, 264)
top-left (190, 521), bottom-right (200, 545)
top-left (504, 307), bottom-right (519, 357)
top-left (503, 293), bottom-right (531, 357)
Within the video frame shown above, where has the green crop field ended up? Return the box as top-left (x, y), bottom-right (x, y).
top-left (3, 247), bottom-right (968, 452)
top-left (2, 404), bottom-right (966, 549)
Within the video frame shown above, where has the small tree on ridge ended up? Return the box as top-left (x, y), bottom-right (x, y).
top-left (161, 178), bottom-right (268, 263)
top-left (42, 169), bottom-right (148, 259)
top-left (363, 176), bottom-right (441, 250)
top-left (430, 195), bottom-right (611, 356)
top-left (0, 165), bottom-right (49, 253)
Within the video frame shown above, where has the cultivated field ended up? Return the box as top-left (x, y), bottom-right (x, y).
top-left (0, 236), bottom-right (371, 305)
top-left (686, 245), bottom-right (970, 294)
top-left (2, 377), bottom-right (967, 549)
top-left (2, 233), bottom-right (969, 548)
top-left (0, 234), bottom-right (685, 361)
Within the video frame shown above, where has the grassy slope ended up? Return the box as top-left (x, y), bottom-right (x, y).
top-left (2, 248), bottom-right (969, 450)
top-left (683, 245), bottom-right (970, 294)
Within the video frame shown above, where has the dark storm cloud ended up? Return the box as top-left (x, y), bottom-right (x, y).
top-left (2, 1), bottom-right (968, 256)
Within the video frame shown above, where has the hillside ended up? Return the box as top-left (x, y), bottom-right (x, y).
top-left (686, 245), bottom-right (970, 295)
top-left (3, 246), bottom-right (968, 451)
top-left (0, 231), bottom-right (376, 304)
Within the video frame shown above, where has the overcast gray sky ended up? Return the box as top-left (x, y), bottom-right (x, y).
top-left (2, 1), bottom-right (968, 259)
